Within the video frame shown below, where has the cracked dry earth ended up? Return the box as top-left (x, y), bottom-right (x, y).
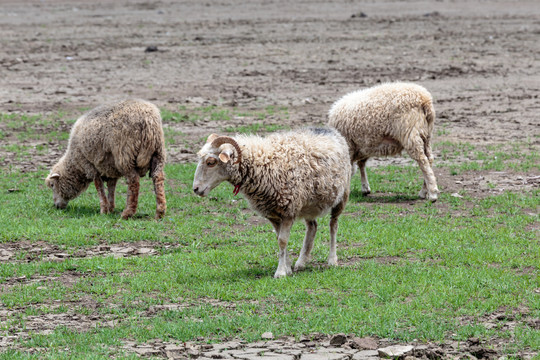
top-left (118, 331), bottom-right (540, 359)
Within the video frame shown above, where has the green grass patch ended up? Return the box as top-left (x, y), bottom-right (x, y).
top-left (435, 141), bottom-right (539, 174)
top-left (0, 161), bottom-right (538, 357)
top-left (223, 123), bottom-right (288, 134)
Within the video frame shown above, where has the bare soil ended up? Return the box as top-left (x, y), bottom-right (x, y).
top-left (0, 0), bottom-right (539, 358)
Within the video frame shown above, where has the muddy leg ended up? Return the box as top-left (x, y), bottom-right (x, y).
top-left (106, 178), bottom-right (117, 213)
top-left (152, 171), bottom-right (167, 219)
top-left (294, 219), bottom-right (317, 272)
top-left (274, 218), bottom-right (293, 278)
top-left (121, 172), bottom-right (140, 219)
top-left (94, 176), bottom-right (110, 214)
top-left (358, 159), bottom-right (371, 195)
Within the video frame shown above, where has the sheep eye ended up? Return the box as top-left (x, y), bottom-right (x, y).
top-left (206, 158), bottom-right (218, 167)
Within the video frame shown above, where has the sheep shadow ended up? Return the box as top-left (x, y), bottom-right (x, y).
top-left (349, 189), bottom-right (419, 204)
top-left (57, 205), bottom-right (153, 220)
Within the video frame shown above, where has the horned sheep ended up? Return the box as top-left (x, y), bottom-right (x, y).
top-left (192, 127), bottom-right (352, 278)
top-left (328, 82), bottom-right (439, 201)
top-left (45, 99), bottom-right (167, 219)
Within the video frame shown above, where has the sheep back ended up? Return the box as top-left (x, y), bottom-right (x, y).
top-left (65, 99), bottom-right (165, 179)
top-left (328, 82), bottom-right (435, 161)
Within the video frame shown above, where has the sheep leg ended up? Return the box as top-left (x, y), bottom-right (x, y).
top-left (328, 192), bottom-right (348, 267)
top-left (152, 170), bottom-right (167, 219)
top-left (404, 135), bottom-right (439, 202)
top-left (121, 172), bottom-right (140, 219)
top-left (274, 218), bottom-right (293, 278)
top-left (294, 220), bottom-right (317, 272)
top-left (106, 178), bottom-right (117, 213)
top-left (357, 159), bottom-right (371, 195)
top-left (94, 176), bottom-right (111, 214)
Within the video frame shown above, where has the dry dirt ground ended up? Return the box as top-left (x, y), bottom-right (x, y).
top-left (0, 0), bottom-right (539, 358)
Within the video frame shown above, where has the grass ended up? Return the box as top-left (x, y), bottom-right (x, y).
top-left (435, 140), bottom-right (539, 174)
top-left (223, 123), bottom-right (288, 134)
top-left (160, 105), bottom-right (289, 133)
top-left (0, 161), bottom-right (538, 358)
top-left (0, 109), bottom-right (538, 358)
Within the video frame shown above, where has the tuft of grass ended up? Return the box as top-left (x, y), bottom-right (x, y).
top-left (223, 123), bottom-right (288, 134)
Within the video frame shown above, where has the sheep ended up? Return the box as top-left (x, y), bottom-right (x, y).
top-left (192, 127), bottom-right (352, 278)
top-left (45, 99), bottom-right (167, 219)
top-left (328, 82), bottom-right (439, 201)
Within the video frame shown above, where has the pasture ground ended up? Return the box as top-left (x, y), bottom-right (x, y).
top-left (0, 0), bottom-right (538, 359)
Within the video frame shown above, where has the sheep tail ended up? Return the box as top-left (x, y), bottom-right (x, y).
top-left (422, 100), bottom-right (435, 126)
top-left (421, 101), bottom-right (435, 164)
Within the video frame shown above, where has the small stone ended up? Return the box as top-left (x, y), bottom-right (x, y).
top-left (352, 350), bottom-right (379, 360)
top-left (164, 344), bottom-right (185, 352)
top-left (261, 331), bottom-right (274, 340)
top-left (351, 11), bottom-right (368, 18)
top-left (302, 352), bottom-right (346, 360)
top-left (137, 247), bottom-right (154, 254)
top-left (350, 337), bottom-right (378, 350)
top-left (329, 333), bottom-right (347, 346)
top-left (213, 341), bottom-right (242, 351)
top-left (378, 345), bottom-right (414, 358)
top-left (187, 347), bottom-right (200, 357)
top-left (133, 346), bottom-right (161, 356)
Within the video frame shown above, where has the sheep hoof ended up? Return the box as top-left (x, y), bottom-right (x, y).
top-left (294, 263), bottom-right (306, 272)
top-left (361, 189), bottom-right (371, 196)
top-left (328, 258), bottom-right (338, 267)
top-left (274, 267), bottom-right (292, 278)
top-left (121, 211), bottom-right (134, 220)
top-left (419, 190), bottom-right (438, 202)
top-left (155, 209), bottom-right (166, 220)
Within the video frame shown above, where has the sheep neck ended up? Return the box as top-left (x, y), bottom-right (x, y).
top-left (227, 152), bottom-right (271, 200)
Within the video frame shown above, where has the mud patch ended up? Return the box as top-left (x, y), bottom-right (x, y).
top-left (0, 240), bottom-right (182, 263)
top-left (118, 332), bottom-right (536, 359)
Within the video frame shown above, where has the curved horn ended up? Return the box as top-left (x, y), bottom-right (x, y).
top-left (211, 136), bottom-right (242, 164)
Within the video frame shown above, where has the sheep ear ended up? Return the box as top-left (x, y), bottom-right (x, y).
top-left (218, 146), bottom-right (234, 163)
top-left (207, 134), bottom-right (219, 143)
top-left (49, 173), bottom-right (60, 180)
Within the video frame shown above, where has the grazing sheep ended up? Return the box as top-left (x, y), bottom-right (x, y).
top-left (192, 127), bottom-right (351, 278)
top-left (45, 99), bottom-right (167, 219)
top-left (328, 82), bottom-right (439, 201)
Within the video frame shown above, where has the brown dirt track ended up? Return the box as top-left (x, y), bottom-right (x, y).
top-left (1, 0), bottom-right (539, 149)
top-left (0, 0), bottom-right (539, 358)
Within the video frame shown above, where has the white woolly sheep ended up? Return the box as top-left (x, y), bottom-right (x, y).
top-left (328, 82), bottom-right (439, 201)
top-left (192, 127), bottom-right (352, 278)
top-left (45, 99), bottom-right (167, 219)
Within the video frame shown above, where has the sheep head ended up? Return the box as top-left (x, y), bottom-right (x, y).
top-left (45, 163), bottom-right (91, 209)
top-left (193, 134), bottom-right (241, 197)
